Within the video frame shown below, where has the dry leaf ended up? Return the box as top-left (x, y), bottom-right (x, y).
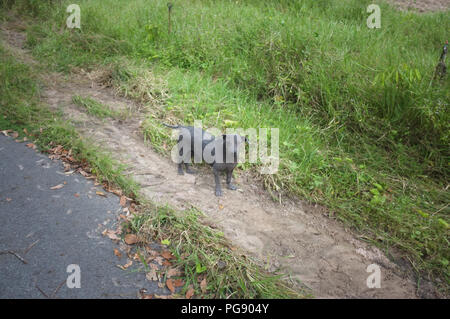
top-left (6, 198), bottom-right (12, 202)
top-left (166, 279), bottom-right (175, 293)
top-left (161, 251), bottom-right (174, 260)
top-left (200, 278), bottom-right (207, 293)
top-left (103, 229), bottom-right (120, 241)
top-left (154, 256), bottom-right (164, 265)
top-left (96, 191), bottom-right (106, 197)
top-left (149, 263), bottom-right (159, 270)
top-left (173, 279), bottom-right (185, 287)
top-left (167, 268), bottom-right (181, 278)
top-left (117, 260), bottom-right (132, 270)
top-left (11, 131), bottom-right (19, 139)
top-left (186, 286), bottom-right (195, 299)
top-left (124, 234), bottom-right (138, 245)
top-left (114, 248), bottom-right (122, 258)
top-left (1, 129), bottom-right (12, 136)
top-left (26, 143), bottom-right (36, 149)
top-left (119, 196), bottom-right (127, 207)
top-left (146, 269), bottom-right (158, 281)
top-left (162, 259), bottom-right (172, 267)
top-left (219, 204), bottom-right (224, 210)
top-left (74, 193), bottom-right (80, 198)
top-left (50, 184), bottom-right (64, 190)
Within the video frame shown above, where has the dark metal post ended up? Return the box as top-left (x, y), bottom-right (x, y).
top-left (167, 3), bottom-right (173, 35)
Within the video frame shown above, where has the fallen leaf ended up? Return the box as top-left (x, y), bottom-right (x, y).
top-left (167, 268), bottom-right (181, 278)
top-left (50, 184), bottom-right (64, 190)
top-left (185, 286), bottom-right (195, 299)
top-left (219, 204), bottom-right (224, 210)
top-left (166, 279), bottom-right (175, 293)
top-left (23, 128), bottom-right (29, 135)
top-left (26, 143), bottom-right (36, 150)
top-left (6, 198), bottom-right (12, 202)
top-left (124, 234), bottom-right (138, 245)
top-left (140, 293), bottom-right (153, 299)
top-left (74, 193), bottom-right (80, 198)
top-left (11, 131), bottom-right (19, 139)
top-left (103, 229), bottom-right (120, 241)
top-left (114, 249), bottom-right (122, 258)
top-left (154, 256), bottom-right (164, 265)
top-left (117, 260), bottom-right (132, 270)
top-left (146, 269), bottom-right (158, 281)
top-left (1, 129), bottom-right (12, 136)
top-left (149, 263), bottom-right (159, 270)
top-left (173, 279), bottom-right (185, 287)
top-left (96, 191), bottom-right (106, 197)
top-left (162, 259), bottom-right (172, 267)
top-left (119, 196), bottom-right (127, 207)
top-left (200, 278), bottom-right (207, 293)
top-left (161, 251), bottom-right (174, 260)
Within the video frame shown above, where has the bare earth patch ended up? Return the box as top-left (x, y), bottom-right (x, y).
top-left (388, 0), bottom-right (449, 12)
top-left (1, 24), bottom-right (442, 298)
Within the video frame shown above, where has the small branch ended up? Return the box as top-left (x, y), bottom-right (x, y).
top-left (51, 280), bottom-right (66, 298)
top-left (35, 284), bottom-right (50, 298)
top-left (24, 239), bottom-right (40, 255)
top-left (0, 250), bottom-right (28, 264)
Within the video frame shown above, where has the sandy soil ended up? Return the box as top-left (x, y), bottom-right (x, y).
top-left (1, 23), bottom-right (442, 298)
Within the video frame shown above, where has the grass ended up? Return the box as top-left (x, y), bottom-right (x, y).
top-left (71, 94), bottom-right (123, 119)
top-left (2, 0), bottom-right (449, 291)
top-left (128, 203), bottom-right (308, 298)
top-left (0, 40), bottom-right (306, 298)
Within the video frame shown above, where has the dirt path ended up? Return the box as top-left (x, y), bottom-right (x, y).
top-left (388, 0), bottom-right (449, 12)
top-left (1, 24), bottom-right (437, 298)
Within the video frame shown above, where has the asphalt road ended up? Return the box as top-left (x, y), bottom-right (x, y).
top-left (0, 135), bottom-right (163, 298)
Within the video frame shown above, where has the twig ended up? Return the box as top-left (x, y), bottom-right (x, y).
top-left (0, 250), bottom-right (28, 264)
top-left (24, 239), bottom-right (40, 255)
top-left (51, 280), bottom-right (66, 298)
top-left (35, 284), bottom-right (50, 298)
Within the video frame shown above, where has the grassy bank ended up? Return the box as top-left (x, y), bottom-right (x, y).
top-left (1, 0), bottom-right (449, 289)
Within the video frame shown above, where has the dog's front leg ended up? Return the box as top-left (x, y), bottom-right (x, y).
top-left (214, 169), bottom-right (223, 196)
top-left (226, 170), bottom-right (237, 190)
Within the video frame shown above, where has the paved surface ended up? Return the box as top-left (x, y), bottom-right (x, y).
top-left (0, 135), bottom-right (162, 298)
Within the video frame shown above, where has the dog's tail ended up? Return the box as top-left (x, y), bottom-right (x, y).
top-left (162, 123), bottom-right (180, 129)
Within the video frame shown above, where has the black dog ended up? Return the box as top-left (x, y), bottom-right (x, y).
top-left (163, 124), bottom-right (247, 196)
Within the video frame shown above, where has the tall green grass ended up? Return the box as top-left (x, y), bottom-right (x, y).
top-left (3, 0), bottom-right (449, 289)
